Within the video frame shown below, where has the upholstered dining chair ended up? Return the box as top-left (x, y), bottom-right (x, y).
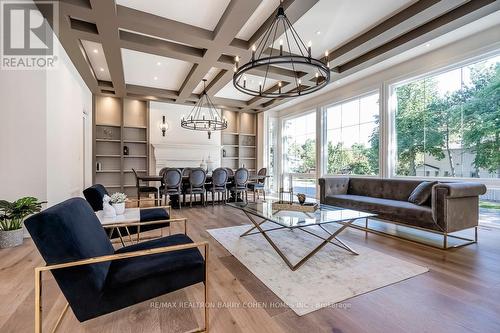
top-left (158, 167), bottom-right (169, 198)
top-left (185, 168), bottom-right (207, 207)
top-left (83, 184), bottom-right (175, 246)
top-left (248, 168), bottom-right (267, 201)
top-left (229, 168), bottom-right (249, 202)
top-left (162, 168), bottom-right (183, 209)
top-left (207, 167), bottom-right (228, 206)
top-left (25, 198), bottom-right (208, 333)
top-left (132, 168), bottom-right (159, 205)
top-left (225, 168), bottom-right (235, 197)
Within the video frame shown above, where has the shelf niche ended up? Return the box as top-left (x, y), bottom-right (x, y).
top-left (221, 110), bottom-right (257, 173)
top-left (93, 96), bottom-right (150, 197)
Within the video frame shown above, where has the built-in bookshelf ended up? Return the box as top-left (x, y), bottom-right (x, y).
top-left (93, 96), bottom-right (150, 197)
top-left (221, 110), bottom-right (257, 173)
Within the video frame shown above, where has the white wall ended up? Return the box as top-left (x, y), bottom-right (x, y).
top-left (0, 6), bottom-right (92, 206)
top-left (0, 70), bottom-right (48, 202)
top-left (46, 37), bottom-right (92, 205)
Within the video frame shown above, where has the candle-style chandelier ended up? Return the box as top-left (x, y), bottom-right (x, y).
top-left (181, 79), bottom-right (227, 139)
top-left (233, 1), bottom-right (330, 98)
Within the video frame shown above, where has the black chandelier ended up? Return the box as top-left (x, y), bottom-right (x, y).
top-left (181, 79), bottom-right (227, 139)
top-left (233, 2), bottom-right (330, 99)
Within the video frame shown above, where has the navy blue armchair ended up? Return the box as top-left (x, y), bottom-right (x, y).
top-left (25, 198), bottom-right (208, 333)
top-left (83, 184), bottom-right (183, 245)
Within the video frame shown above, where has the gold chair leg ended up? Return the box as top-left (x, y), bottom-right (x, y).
top-left (35, 268), bottom-right (42, 333)
top-left (51, 303), bottom-right (69, 333)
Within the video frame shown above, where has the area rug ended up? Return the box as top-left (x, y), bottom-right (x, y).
top-left (208, 224), bottom-right (428, 316)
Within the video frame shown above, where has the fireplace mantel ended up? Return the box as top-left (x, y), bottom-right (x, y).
top-left (152, 143), bottom-right (221, 173)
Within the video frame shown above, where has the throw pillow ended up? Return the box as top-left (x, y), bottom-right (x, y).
top-left (408, 181), bottom-right (437, 205)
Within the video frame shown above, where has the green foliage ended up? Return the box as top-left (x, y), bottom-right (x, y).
top-left (327, 142), bottom-right (378, 175)
top-left (0, 197), bottom-right (44, 231)
top-left (287, 138), bottom-right (316, 173)
top-left (395, 60), bottom-right (500, 178)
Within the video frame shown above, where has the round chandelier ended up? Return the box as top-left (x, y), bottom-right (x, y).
top-left (181, 79), bottom-right (227, 139)
top-left (233, 2), bottom-right (330, 99)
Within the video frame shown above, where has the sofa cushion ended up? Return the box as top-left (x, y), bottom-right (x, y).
top-left (325, 194), bottom-right (439, 230)
top-left (107, 234), bottom-right (204, 289)
top-left (408, 181), bottom-right (437, 205)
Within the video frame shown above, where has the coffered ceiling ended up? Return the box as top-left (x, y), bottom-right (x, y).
top-left (36, 0), bottom-right (500, 113)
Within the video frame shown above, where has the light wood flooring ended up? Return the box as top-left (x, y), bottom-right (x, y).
top-left (1, 203), bottom-right (500, 333)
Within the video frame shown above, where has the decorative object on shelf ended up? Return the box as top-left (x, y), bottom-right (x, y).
top-left (181, 79), bottom-right (227, 139)
top-left (297, 193), bottom-right (306, 205)
top-left (96, 162), bottom-right (102, 171)
top-left (233, 0), bottom-right (330, 98)
top-left (104, 128), bottom-right (113, 139)
top-left (123, 145), bottom-right (129, 156)
top-left (272, 201), bottom-right (318, 213)
top-left (102, 194), bottom-right (116, 218)
top-left (206, 154), bottom-right (214, 173)
top-left (159, 115), bottom-right (168, 137)
top-left (222, 148), bottom-right (226, 158)
top-left (200, 158), bottom-right (207, 171)
top-left (278, 187), bottom-right (293, 205)
top-left (0, 197), bottom-right (44, 248)
top-left (110, 192), bottom-right (127, 215)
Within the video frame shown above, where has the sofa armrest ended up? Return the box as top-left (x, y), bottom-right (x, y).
top-left (432, 182), bottom-right (486, 232)
top-left (434, 183), bottom-right (487, 198)
top-left (319, 177), bottom-right (350, 203)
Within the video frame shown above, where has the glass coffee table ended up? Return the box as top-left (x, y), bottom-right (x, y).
top-left (227, 201), bottom-right (375, 271)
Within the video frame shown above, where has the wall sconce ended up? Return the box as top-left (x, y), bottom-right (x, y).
top-left (159, 115), bottom-right (168, 137)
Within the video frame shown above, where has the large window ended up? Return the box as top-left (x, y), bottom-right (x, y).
top-left (394, 55), bottom-right (500, 179)
top-left (325, 93), bottom-right (380, 175)
top-left (282, 112), bottom-right (316, 197)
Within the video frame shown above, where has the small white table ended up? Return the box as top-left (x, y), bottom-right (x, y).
top-left (96, 208), bottom-right (141, 226)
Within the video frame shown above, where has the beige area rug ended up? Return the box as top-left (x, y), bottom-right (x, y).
top-left (208, 224), bottom-right (428, 316)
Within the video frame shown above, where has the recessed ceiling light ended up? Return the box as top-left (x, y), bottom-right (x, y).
top-left (157, 62), bottom-right (161, 66)
top-left (93, 49), bottom-right (98, 54)
top-left (99, 67), bottom-right (104, 72)
top-left (425, 43), bottom-right (431, 47)
top-left (315, 30), bottom-right (321, 35)
top-left (154, 76), bottom-right (158, 80)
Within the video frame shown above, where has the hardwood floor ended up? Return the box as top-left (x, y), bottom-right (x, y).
top-left (1, 204), bottom-right (500, 333)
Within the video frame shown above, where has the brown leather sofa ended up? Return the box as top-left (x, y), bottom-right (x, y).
top-left (319, 177), bottom-right (487, 248)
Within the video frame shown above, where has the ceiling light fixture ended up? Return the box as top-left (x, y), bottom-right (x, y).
top-left (93, 49), bottom-right (98, 54)
top-left (157, 61), bottom-right (161, 66)
top-left (233, 0), bottom-right (330, 98)
top-left (154, 76), bottom-right (158, 80)
top-left (99, 67), bottom-right (104, 72)
top-left (181, 79), bottom-right (227, 139)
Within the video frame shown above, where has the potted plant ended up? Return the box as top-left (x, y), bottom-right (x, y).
top-left (110, 192), bottom-right (127, 215)
top-left (0, 197), bottom-right (44, 248)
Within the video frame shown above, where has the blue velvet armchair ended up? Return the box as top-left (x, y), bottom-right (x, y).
top-left (25, 198), bottom-right (209, 332)
top-left (83, 184), bottom-right (184, 245)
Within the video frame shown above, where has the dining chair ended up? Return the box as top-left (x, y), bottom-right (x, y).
top-left (25, 198), bottom-right (208, 333)
top-left (132, 168), bottom-right (159, 206)
top-left (162, 168), bottom-right (183, 209)
top-left (225, 168), bottom-right (235, 197)
top-left (158, 167), bottom-right (169, 199)
top-left (248, 167), bottom-right (267, 201)
top-left (207, 167), bottom-right (228, 206)
top-left (83, 184), bottom-right (172, 246)
top-left (185, 168), bottom-right (207, 207)
top-left (229, 168), bottom-right (249, 202)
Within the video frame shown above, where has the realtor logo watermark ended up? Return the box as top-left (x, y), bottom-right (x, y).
top-left (1, 0), bottom-right (58, 69)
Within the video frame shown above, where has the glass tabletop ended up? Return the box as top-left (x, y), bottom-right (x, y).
top-left (227, 201), bottom-right (375, 228)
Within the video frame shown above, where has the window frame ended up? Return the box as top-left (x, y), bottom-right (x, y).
top-left (387, 51), bottom-right (500, 186)
top-left (321, 89), bottom-right (382, 178)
